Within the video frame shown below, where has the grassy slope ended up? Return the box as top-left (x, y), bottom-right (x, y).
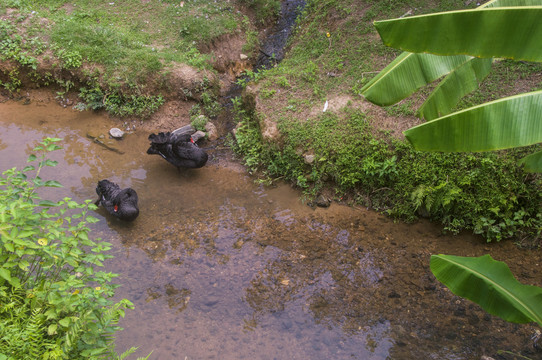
top-left (232, 0), bottom-right (542, 244)
top-left (0, 0), bottom-right (252, 115)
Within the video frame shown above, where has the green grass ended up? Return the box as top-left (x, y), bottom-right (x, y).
top-left (230, 0), bottom-right (542, 244)
top-left (238, 0), bottom-right (281, 25)
top-left (0, 0), bottom-right (248, 115)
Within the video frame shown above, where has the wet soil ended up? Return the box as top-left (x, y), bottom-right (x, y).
top-left (1, 96), bottom-right (542, 360)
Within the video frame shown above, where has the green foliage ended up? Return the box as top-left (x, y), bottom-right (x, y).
top-left (236, 69), bottom-right (268, 88)
top-left (55, 48), bottom-right (82, 69)
top-left (363, 2), bottom-right (542, 337)
top-left (176, 47), bottom-right (211, 69)
top-left (394, 142), bottom-right (542, 241)
top-left (190, 113), bottom-right (208, 132)
top-left (430, 254), bottom-right (542, 326)
top-left (300, 61), bottom-right (319, 84)
top-left (230, 96), bottom-right (267, 172)
top-left (232, 107), bottom-right (399, 195)
top-left (77, 87), bottom-right (165, 118)
top-left (200, 90), bottom-right (222, 119)
top-left (0, 0), bottom-right (246, 114)
top-left (241, 16), bottom-right (260, 54)
top-left (232, 98), bottom-right (542, 241)
top-left (238, 0), bottom-right (281, 24)
top-left (0, 138), bottom-right (140, 359)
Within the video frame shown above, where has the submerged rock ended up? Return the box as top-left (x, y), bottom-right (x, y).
top-left (315, 194), bottom-right (331, 208)
top-left (109, 127), bottom-right (125, 139)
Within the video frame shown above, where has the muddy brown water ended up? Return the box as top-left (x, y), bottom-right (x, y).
top-left (1, 98), bottom-right (542, 360)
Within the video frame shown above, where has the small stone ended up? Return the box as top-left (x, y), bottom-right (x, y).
top-left (240, 53), bottom-right (248, 60)
top-left (388, 290), bottom-right (401, 298)
top-left (204, 296), bottom-right (219, 307)
top-left (304, 154), bottom-right (315, 164)
top-left (109, 128), bottom-right (124, 139)
top-left (315, 194), bottom-right (330, 208)
top-left (204, 122), bottom-right (218, 141)
top-left (191, 130), bottom-right (206, 143)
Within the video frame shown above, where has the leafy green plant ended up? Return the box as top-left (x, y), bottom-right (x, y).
top-left (55, 48), bottom-right (83, 69)
top-left (430, 254), bottom-right (542, 326)
top-left (201, 90), bottom-right (222, 119)
top-left (0, 138), bottom-right (145, 359)
top-left (231, 96), bottom-right (266, 171)
top-left (191, 114), bottom-right (208, 132)
top-left (241, 15), bottom-right (260, 54)
top-left (238, 0), bottom-right (281, 24)
top-left (77, 86), bottom-right (106, 111)
top-left (362, 0), bottom-right (542, 171)
top-left (301, 61), bottom-right (319, 83)
top-left (77, 87), bottom-right (165, 118)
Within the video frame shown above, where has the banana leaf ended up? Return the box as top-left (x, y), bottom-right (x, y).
top-left (374, 7), bottom-right (542, 62)
top-left (519, 149), bottom-right (542, 172)
top-left (418, 57), bottom-right (493, 121)
top-left (360, 52), bottom-right (473, 106)
top-left (430, 254), bottom-right (542, 326)
top-left (482, 0), bottom-right (542, 8)
top-left (404, 90), bottom-right (542, 152)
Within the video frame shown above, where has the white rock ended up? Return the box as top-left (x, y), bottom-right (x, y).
top-left (304, 154), bottom-right (315, 164)
top-left (191, 131), bottom-right (206, 143)
top-left (109, 128), bottom-right (124, 139)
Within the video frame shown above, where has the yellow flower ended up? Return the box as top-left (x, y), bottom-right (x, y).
top-left (326, 32), bottom-right (331, 38)
top-left (38, 238), bottom-right (47, 246)
top-left (95, 287), bottom-right (101, 291)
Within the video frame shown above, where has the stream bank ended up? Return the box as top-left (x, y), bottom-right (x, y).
top-left (1, 97), bottom-right (542, 359)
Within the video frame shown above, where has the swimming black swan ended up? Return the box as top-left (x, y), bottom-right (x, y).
top-left (147, 131), bottom-right (208, 170)
top-left (94, 180), bottom-right (139, 221)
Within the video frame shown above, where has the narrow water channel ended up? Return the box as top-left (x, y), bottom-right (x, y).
top-left (1, 96), bottom-right (542, 360)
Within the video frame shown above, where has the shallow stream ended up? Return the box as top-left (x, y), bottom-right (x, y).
top-left (1, 96), bottom-right (542, 359)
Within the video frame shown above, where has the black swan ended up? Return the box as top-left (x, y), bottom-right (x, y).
top-left (94, 180), bottom-right (139, 221)
top-left (147, 131), bottom-right (208, 170)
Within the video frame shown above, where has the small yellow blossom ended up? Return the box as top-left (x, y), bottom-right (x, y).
top-left (95, 287), bottom-right (101, 291)
top-left (38, 238), bottom-right (47, 246)
top-left (326, 32), bottom-right (331, 38)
